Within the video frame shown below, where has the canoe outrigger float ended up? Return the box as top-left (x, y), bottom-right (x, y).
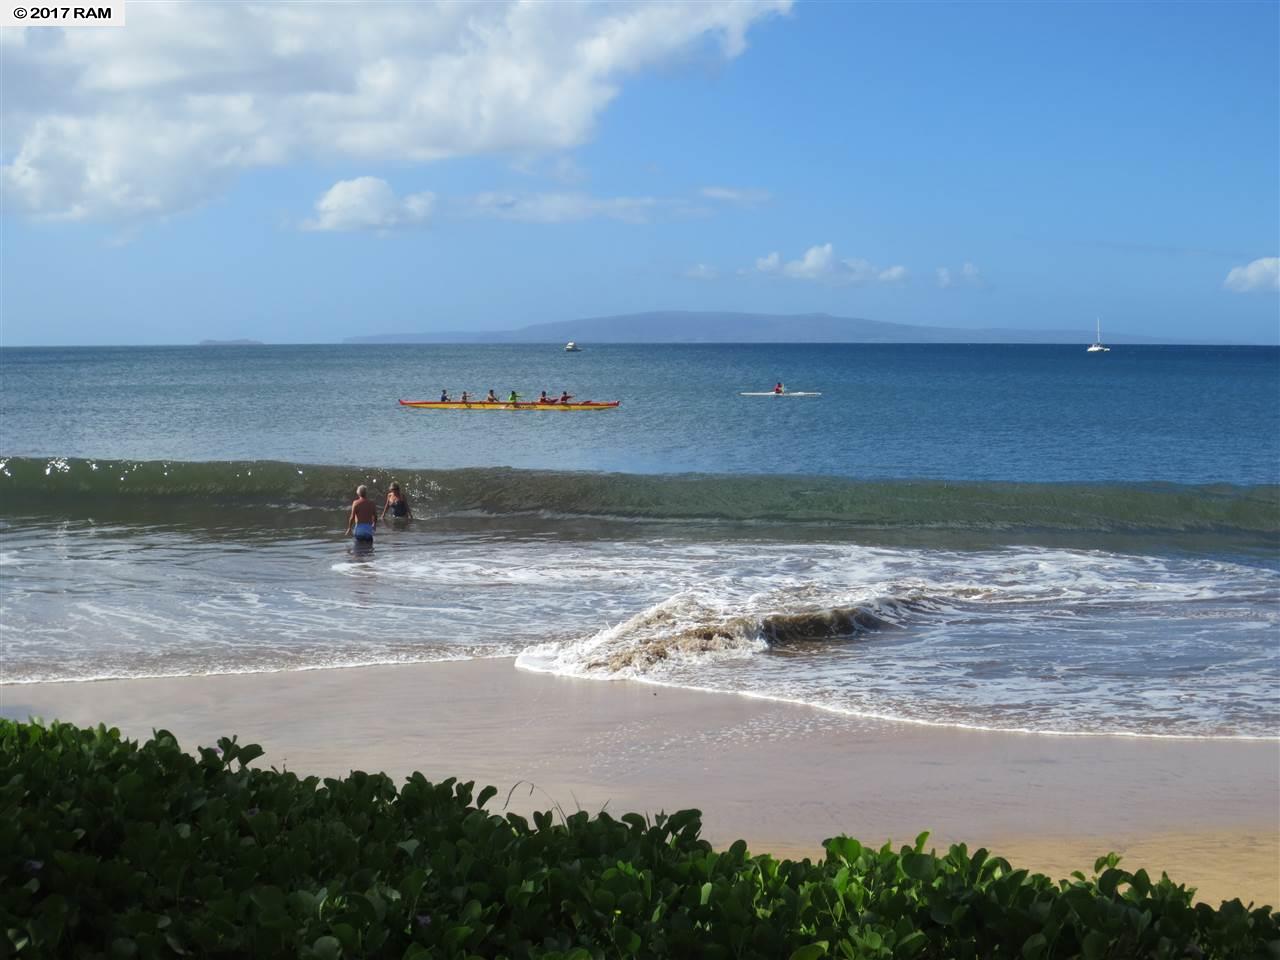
top-left (399, 399), bottom-right (620, 412)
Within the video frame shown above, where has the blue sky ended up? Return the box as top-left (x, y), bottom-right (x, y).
top-left (2, 0), bottom-right (1277, 345)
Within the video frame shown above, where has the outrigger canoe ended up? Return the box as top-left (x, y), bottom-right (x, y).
top-left (399, 399), bottom-right (620, 412)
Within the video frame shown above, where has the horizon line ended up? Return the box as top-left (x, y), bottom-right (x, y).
top-left (3, 340), bottom-right (1276, 349)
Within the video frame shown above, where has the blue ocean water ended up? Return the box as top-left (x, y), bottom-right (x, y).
top-left (1, 343), bottom-right (1277, 738)
top-left (2, 343), bottom-right (1277, 482)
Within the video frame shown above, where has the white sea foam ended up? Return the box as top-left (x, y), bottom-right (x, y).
top-left (514, 544), bottom-right (1280, 739)
top-left (4, 524), bottom-right (1277, 738)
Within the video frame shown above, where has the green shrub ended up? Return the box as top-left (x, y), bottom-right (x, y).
top-left (1, 719), bottom-right (1274, 958)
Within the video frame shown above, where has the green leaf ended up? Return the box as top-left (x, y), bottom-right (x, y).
top-left (443, 925), bottom-right (473, 949)
top-left (824, 836), bottom-right (863, 864)
top-left (1094, 853), bottom-right (1121, 874)
top-left (238, 743), bottom-right (264, 766)
top-left (1081, 929), bottom-right (1110, 960)
top-left (788, 942), bottom-right (829, 960)
top-left (901, 852), bottom-right (936, 883)
top-left (1021, 933), bottom-right (1048, 959)
top-left (311, 935), bottom-right (342, 960)
top-left (330, 923), bottom-right (358, 950)
top-left (897, 930), bottom-right (928, 957)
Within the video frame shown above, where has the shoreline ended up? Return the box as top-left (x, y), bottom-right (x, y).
top-left (11, 657), bottom-right (1277, 744)
top-left (3, 657), bottom-right (1277, 906)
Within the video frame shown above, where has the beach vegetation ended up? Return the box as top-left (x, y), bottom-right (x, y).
top-left (2, 720), bottom-right (1275, 959)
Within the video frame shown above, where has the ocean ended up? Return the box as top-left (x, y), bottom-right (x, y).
top-left (2, 343), bottom-right (1277, 739)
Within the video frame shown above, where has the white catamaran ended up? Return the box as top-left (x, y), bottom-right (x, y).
top-left (1087, 317), bottom-right (1110, 353)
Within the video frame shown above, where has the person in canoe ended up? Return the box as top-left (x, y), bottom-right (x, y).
top-left (344, 485), bottom-right (377, 543)
top-left (440, 389), bottom-right (450, 402)
top-left (485, 389), bottom-right (499, 403)
top-left (539, 390), bottom-right (551, 403)
top-left (460, 390), bottom-right (471, 403)
top-left (773, 382), bottom-right (784, 394)
top-left (559, 390), bottom-right (572, 403)
top-left (506, 390), bottom-right (521, 403)
top-left (381, 481), bottom-right (412, 522)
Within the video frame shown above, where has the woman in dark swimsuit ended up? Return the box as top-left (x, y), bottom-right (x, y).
top-left (380, 482), bottom-right (413, 521)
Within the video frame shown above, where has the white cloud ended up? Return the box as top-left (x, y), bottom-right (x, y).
top-left (700, 186), bottom-right (770, 205)
top-left (511, 154), bottom-right (588, 185)
top-left (756, 243), bottom-right (907, 285)
top-left (467, 191), bottom-right (658, 223)
top-left (756, 251), bottom-right (781, 273)
top-left (937, 262), bottom-right (982, 288)
top-left (0, 1), bottom-right (791, 222)
top-left (1223, 257), bottom-right (1280, 293)
top-left (782, 243), bottom-right (836, 279)
top-left (302, 177), bottom-right (434, 232)
top-left (684, 263), bottom-right (718, 280)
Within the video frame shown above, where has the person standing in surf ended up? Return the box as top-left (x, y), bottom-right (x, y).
top-left (380, 481), bottom-right (412, 522)
top-left (344, 485), bottom-right (378, 543)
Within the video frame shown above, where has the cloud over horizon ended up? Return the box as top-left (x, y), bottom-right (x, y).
top-left (684, 263), bottom-right (719, 280)
top-left (467, 192), bottom-right (661, 224)
top-left (936, 262), bottom-right (982, 288)
top-left (755, 243), bottom-right (907, 285)
top-left (0, 0), bottom-right (790, 223)
top-left (1223, 257), bottom-right (1280, 293)
top-left (302, 177), bottom-right (434, 232)
top-left (700, 186), bottom-right (771, 206)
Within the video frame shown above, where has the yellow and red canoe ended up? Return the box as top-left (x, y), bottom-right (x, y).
top-left (399, 399), bottom-right (620, 412)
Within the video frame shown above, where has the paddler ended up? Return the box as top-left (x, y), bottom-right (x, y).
top-left (559, 390), bottom-right (572, 403)
top-left (773, 382), bottom-right (784, 394)
top-left (506, 390), bottom-right (520, 403)
top-left (485, 389), bottom-right (499, 403)
top-left (440, 389), bottom-right (450, 402)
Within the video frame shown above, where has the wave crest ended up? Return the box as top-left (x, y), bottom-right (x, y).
top-left (1, 457), bottom-right (1276, 538)
top-left (518, 591), bottom-right (900, 679)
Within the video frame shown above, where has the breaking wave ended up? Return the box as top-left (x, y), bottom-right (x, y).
top-left (513, 552), bottom-right (1280, 739)
top-left (517, 586), bottom-right (968, 679)
top-left (1, 456), bottom-right (1276, 539)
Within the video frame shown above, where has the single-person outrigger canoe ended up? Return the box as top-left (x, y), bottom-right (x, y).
top-left (399, 399), bottom-right (620, 411)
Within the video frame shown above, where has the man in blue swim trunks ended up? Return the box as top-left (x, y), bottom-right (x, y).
top-left (344, 484), bottom-right (377, 543)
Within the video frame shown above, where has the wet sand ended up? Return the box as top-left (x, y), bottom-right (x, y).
top-left (3, 657), bottom-right (1276, 906)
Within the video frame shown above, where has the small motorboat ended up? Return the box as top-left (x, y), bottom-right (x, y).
top-left (564, 341), bottom-right (582, 352)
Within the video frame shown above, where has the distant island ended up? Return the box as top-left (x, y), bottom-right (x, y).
top-left (199, 339), bottom-right (264, 345)
top-left (345, 311), bottom-right (1186, 345)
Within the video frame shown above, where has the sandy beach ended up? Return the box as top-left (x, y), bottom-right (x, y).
top-left (3, 657), bottom-right (1276, 907)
